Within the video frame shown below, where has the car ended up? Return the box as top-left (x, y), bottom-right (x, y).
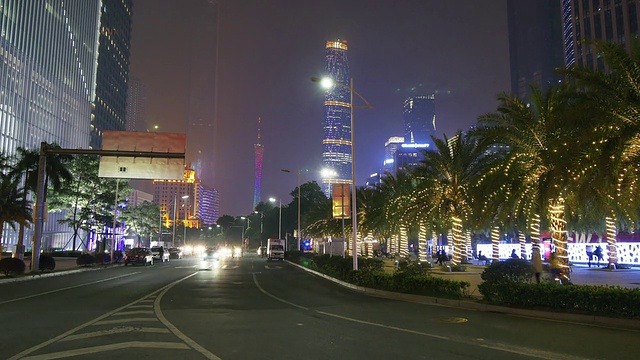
top-left (168, 247), bottom-right (183, 259)
top-left (150, 246), bottom-right (170, 262)
top-left (202, 247), bottom-right (220, 261)
top-left (124, 248), bottom-right (154, 266)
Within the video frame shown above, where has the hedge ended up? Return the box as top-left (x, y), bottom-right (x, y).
top-left (0, 258), bottom-right (26, 276)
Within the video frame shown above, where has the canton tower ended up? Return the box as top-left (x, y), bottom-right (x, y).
top-left (321, 39), bottom-right (351, 196)
top-left (253, 117), bottom-right (264, 209)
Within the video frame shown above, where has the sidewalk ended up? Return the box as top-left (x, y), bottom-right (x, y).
top-left (0, 257), bottom-right (110, 284)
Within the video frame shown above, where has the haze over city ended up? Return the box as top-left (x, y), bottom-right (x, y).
top-left (130, 0), bottom-right (510, 216)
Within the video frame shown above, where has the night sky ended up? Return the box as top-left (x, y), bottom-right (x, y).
top-left (130, 0), bottom-right (510, 217)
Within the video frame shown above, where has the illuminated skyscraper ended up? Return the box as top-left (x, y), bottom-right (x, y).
top-left (126, 76), bottom-right (148, 132)
top-left (0, 0), bottom-right (101, 249)
top-left (90, 0), bottom-right (133, 149)
top-left (562, 0), bottom-right (640, 69)
top-left (321, 39), bottom-right (351, 195)
top-left (403, 95), bottom-right (436, 145)
top-left (254, 117), bottom-right (264, 209)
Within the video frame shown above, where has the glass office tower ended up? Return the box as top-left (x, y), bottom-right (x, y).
top-left (321, 39), bottom-right (351, 196)
top-left (0, 0), bottom-right (101, 249)
top-left (90, 0), bottom-right (133, 150)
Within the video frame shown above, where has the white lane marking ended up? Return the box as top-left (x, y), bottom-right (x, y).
top-left (114, 310), bottom-right (154, 316)
top-left (222, 264), bottom-right (239, 270)
top-left (20, 341), bottom-right (190, 360)
top-left (316, 310), bottom-right (449, 340)
top-left (252, 273), bottom-right (308, 310)
top-left (265, 265), bottom-right (282, 269)
top-left (175, 265), bottom-right (198, 268)
top-left (94, 317), bottom-right (158, 325)
top-left (7, 273), bottom-right (197, 360)
top-left (252, 274), bottom-right (589, 360)
top-left (155, 273), bottom-right (223, 360)
top-left (0, 272), bottom-right (140, 305)
top-left (61, 327), bottom-right (170, 341)
top-left (128, 304), bottom-right (153, 309)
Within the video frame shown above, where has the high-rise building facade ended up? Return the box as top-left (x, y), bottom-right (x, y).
top-left (198, 185), bottom-right (219, 226)
top-left (126, 76), bottom-right (148, 132)
top-left (562, 0), bottom-right (640, 69)
top-left (0, 0), bottom-right (101, 249)
top-left (153, 169), bottom-right (200, 231)
top-left (403, 95), bottom-right (436, 145)
top-left (383, 136), bottom-right (404, 173)
top-left (321, 39), bottom-right (351, 195)
top-left (507, 0), bottom-right (564, 100)
top-left (90, 0), bottom-right (133, 149)
top-left (185, 0), bottom-right (219, 189)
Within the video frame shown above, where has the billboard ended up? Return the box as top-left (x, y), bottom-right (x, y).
top-left (332, 184), bottom-right (351, 219)
top-left (98, 131), bottom-right (185, 180)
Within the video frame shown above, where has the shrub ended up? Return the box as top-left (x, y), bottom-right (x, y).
top-left (0, 258), bottom-right (26, 276)
top-left (450, 264), bottom-right (467, 272)
top-left (39, 254), bottom-right (56, 271)
top-left (478, 282), bottom-right (640, 318)
top-left (395, 260), bottom-right (428, 276)
top-left (112, 251), bottom-right (124, 263)
top-left (95, 252), bottom-right (111, 264)
top-left (76, 253), bottom-right (96, 266)
top-left (481, 258), bottom-right (533, 284)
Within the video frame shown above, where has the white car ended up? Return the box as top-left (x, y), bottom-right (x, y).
top-left (150, 246), bottom-right (170, 262)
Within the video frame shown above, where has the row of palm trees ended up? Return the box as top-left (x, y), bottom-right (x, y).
top-left (0, 145), bottom-right (72, 257)
top-left (306, 40), bottom-right (640, 275)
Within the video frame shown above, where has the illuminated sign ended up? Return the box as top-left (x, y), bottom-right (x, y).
top-left (401, 143), bottom-right (429, 149)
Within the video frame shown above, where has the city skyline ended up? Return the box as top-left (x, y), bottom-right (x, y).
top-left (130, 0), bottom-right (510, 216)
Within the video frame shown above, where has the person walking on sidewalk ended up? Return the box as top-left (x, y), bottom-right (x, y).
top-left (532, 246), bottom-right (543, 284)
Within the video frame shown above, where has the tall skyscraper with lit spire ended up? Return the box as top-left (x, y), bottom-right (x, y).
top-left (321, 39), bottom-right (351, 196)
top-left (253, 117), bottom-right (264, 209)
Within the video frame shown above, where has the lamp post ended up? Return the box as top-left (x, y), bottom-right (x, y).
top-left (269, 197), bottom-right (282, 240)
top-left (312, 76), bottom-right (373, 270)
top-left (172, 194), bottom-right (189, 247)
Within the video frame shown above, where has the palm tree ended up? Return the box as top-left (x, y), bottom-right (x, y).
top-left (474, 83), bottom-right (588, 276)
top-left (0, 173), bottom-right (32, 256)
top-left (412, 131), bottom-right (497, 265)
top-left (12, 144), bottom-right (72, 255)
top-left (563, 39), bottom-right (640, 268)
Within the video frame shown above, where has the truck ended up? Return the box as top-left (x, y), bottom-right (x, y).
top-left (266, 238), bottom-right (286, 261)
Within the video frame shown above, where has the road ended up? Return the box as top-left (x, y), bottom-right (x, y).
top-left (0, 254), bottom-right (637, 360)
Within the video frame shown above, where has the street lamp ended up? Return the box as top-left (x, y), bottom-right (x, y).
top-left (312, 76), bottom-right (373, 270)
top-left (269, 197), bottom-right (282, 240)
top-left (172, 194), bottom-right (189, 247)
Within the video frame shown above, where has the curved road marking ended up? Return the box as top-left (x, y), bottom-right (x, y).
top-left (0, 272), bottom-right (140, 305)
top-left (252, 273), bottom-right (591, 360)
top-left (8, 273), bottom-right (202, 360)
top-left (20, 342), bottom-right (190, 360)
top-left (252, 273), bottom-right (308, 310)
top-left (154, 274), bottom-right (223, 360)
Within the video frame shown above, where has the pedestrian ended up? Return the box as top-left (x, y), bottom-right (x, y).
top-left (594, 245), bottom-right (603, 266)
top-left (510, 249), bottom-right (519, 259)
top-left (159, 246), bottom-right (164, 262)
top-left (532, 247), bottom-right (543, 284)
top-left (585, 244), bottom-right (593, 267)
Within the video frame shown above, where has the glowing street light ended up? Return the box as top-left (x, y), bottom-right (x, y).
top-left (312, 76), bottom-right (373, 270)
top-left (269, 197), bottom-right (282, 240)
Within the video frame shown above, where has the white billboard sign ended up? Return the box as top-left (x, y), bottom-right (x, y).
top-left (98, 131), bottom-right (186, 180)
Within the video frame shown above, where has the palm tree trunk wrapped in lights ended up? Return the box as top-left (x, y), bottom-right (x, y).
top-left (519, 231), bottom-right (526, 259)
top-left (432, 232), bottom-right (438, 257)
top-left (389, 234), bottom-right (397, 256)
top-left (418, 222), bottom-right (428, 263)
top-left (530, 214), bottom-right (541, 246)
top-left (399, 225), bottom-right (409, 258)
top-left (465, 230), bottom-right (472, 262)
top-left (605, 215), bottom-right (617, 269)
top-left (491, 226), bottom-right (500, 262)
top-left (549, 198), bottom-right (569, 277)
top-left (451, 216), bottom-right (463, 265)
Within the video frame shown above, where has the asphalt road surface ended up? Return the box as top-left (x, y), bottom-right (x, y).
top-left (1, 254), bottom-right (637, 360)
